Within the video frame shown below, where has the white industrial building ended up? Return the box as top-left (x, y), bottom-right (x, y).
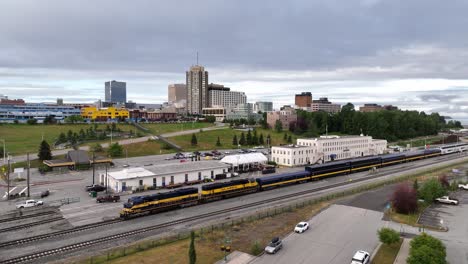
top-left (220, 153), bottom-right (268, 171)
top-left (271, 135), bottom-right (387, 167)
top-left (103, 161), bottom-right (230, 192)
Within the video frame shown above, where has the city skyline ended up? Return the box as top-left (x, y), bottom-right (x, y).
top-left (0, 1), bottom-right (467, 123)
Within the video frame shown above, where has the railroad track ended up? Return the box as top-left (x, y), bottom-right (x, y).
top-left (0, 218), bottom-right (122, 248)
top-left (0, 211), bottom-right (57, 224)
top-left (0, 217), bottom-right (65, 233)
top-left (0, 155), bottom-right (465, 263)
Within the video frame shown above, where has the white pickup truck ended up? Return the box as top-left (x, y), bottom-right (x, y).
top-left (435, 196), bottom-right (459, 205)
top-left (458, 184), bottom-right (468, 190)
top-left (16, 199), bottom-right (44, 209)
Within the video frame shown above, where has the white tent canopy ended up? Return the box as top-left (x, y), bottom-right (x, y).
top-left (220, 153), bottom-right (268, 166)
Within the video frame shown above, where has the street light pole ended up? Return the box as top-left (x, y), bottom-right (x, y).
top-left (6, 154), bottom-right (10, 200)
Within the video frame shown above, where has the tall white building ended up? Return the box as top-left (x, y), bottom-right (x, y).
top-left (186, 65), bottom-right (209, 114)
top-left (254, 101), bottom-right (273, 112)
top-left (271, 135), bottom-right (387, 167)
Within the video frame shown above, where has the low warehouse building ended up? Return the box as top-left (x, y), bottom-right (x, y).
top-left (103, 161), bottom-right (230, 192)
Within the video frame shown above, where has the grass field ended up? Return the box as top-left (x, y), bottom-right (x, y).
top-left (0, 123), bottom-right (138, 155)
top-left (170, 128), bottom-right (296, 151)
top-left (140, 122), bottom-right (214, 135)
top-left (372, 239), bottom-right (403, 264)
top-left (394, 135), bottom-right (443, 148)
top-left (115, 140), bottom-right (174, 157)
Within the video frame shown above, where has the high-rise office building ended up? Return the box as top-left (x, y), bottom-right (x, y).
top-left (168, 84), bottom-right (187, 103)
top-left (186, 66), bottom-right (208, 114)
top-left (295, 92), bottom-right (312, 107)
top-left (208, 83), bottom-right (246, 109)
top-left (105, 80), bottom-right (127, 104)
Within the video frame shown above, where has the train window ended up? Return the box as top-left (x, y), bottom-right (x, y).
top-left (139, 180), bottom-right (143, 186)
top-left (153, 178), bottom-right (156, 187)
top-left (198, 173), bottom-right (201, 180)
top-left (185, 174), bottom-right (188, 183)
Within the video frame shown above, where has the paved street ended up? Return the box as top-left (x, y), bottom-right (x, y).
top-left (252, 204), bottom-right (383, 264)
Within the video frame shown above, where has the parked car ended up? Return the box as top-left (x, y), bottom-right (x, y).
top-left (40, 190), bottom-right (50, 198)
top-left (212, 150), bottom-right (222, 156)
top-left (85, 184), bottom-right (106, 192)
top-left (224, 151), bottom-right (231, 154)
top-left (294, 222), bottom-right (309, 233)
top-left (351, 250), bottom-right (370, 264)
top-left (16, 199), bottom-right (43, 209)
top-left (96, 194), bottom-right (120, 203)
top-left (204, 152), bottom-right (214, 156)
top-left (253, 146), bottom-right (264, 149)
top-left (458, 184), bottom-right (468, 190)
top-left (435, 196), bottom-right (459, 205)
top-left (213, 156), bottom-right (222, 160)
top-left (265, 237), bottom-right (282, 254)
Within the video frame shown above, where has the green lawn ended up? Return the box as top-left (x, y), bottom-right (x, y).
top-left (394, 135), bottom-right (443, 148)
top-left (0, 123), bottom-right (138, 155)
top-left (372, 239), bottom-right (403, 264)
top-left (140, 122), bottom-right (214, 135)
top-left (170, 128), bottom-right (296, 151)
top-left (118, 140), bottom-right (174, 157)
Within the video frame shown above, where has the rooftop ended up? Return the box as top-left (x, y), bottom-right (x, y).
top-left (221, 153), bottom-right (267, 165)
top-left (272, 144), bottom-right (310, 149)
top-left (108, 161), bottom-right (230, 180)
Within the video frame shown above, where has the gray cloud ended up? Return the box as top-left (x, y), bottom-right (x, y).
top-left (1, 0), bottom-right (468, 123)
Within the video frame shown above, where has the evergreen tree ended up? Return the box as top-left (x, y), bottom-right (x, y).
top-left (267, 134), bottom-right (271, 145)
top-left (58, 132), bottom-right (67, 144)
top-left (275, 120), bottom-right (283, 132)
top-left (283, 133), bottom-right (288, 141)
top-left (108, 143), bottom-right (123, 157)
top-left (191, 134), bottom-right (198, 146)
top-left (111, 123), bottom-right (117, 131)
top-left (232, 135), bottom-right (238, 146)
top-left (246, 130), bottom-right (252, 145)
top-left (252, 130), bottom-right (258, 145)
top-left (38, 140), bottom-right (52, 161)
top-left (239, 132), bottom-right (246, 145)
top-left (259, 134), bottom-right (264, 145)
top-left (287, 135), bottom-right (292, 143)
top-left (67, 130), bottom-right (73, 141)
top-left (189, 231), bottom-right (197, 264)
top-left (79, 129), bottom-right (86, 140)
top-left (216, 136), bottom-right (221, 147)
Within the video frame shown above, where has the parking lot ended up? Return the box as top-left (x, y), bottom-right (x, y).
top-left (251, 204), bottom-right (383, 264)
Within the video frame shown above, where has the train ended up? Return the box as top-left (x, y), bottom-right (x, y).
top-left (119, 144), bottom-right (467, 219)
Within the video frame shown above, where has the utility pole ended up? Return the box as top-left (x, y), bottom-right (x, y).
top-left (92, 152), bottom-right (95, 185)
top-left (27, 153), bottom-right (30, 197)
top-left (6, 155), bottom-right (10, 200)
top-left (0, 139), bottom-right (5, 164)
top-left (105, 163), bottom-right (108, 194)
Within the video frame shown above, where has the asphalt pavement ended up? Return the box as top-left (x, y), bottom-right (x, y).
top-left (252, 204), bottom-right (383, 264)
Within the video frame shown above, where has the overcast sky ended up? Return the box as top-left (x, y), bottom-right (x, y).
top-left (1, 0), bottom-right (467, 123)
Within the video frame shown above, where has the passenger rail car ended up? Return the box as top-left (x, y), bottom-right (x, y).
top-left (439, 143), bottom-right (468, 155)
top-left (120, 147), bottom-right (451, 219)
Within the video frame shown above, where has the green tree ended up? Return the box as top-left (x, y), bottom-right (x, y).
top-left (259, 134), bottom-right (264, 145)
top-left (267, 134), bottom-right (271, 145)
top-left (232, 135), bottom-right (238, 146)
top-left (252, 130), bottom-right (258, 145)
top-left (246, 130), bottom-right (252, 145)
top-left (27, 119), bottom-right (37, 125)
top-left (191, 134), bottom-right (198, 146)
top-left (91, 143), bottom-right (103, 152)
top-left (287, 135), bottom-right (292, 143)
top-left (275, 120), bottom-right (283, 133)
top-left (189, 231), bottom-right (197, 264)
top-left (378, 228), bottom-right (400, 245)
top-left (0, 146), bottom-right (4, 158)
top-left (419, 178), bottom-right (447, 203)
top-left (283, 132), bottom-right (288, 142)
top-left (79, 129), bottom-right (86, 140)
top-left (205, 115), bottom-right (216, 123)
top-left (57, 132), bottom-right (67, 144)
top-left (67, 130), bottom-right (73, 141)
top-left (407, 233), bottom-right (447, 264)
top-left (38, 140), bottom-right (52, 161)
top-left (43, 115), bottom-right (57, 124)
top-left (216, 136), bottom-right (221, 147)
top-left (111, 123), bottom-right (117, 131)
top-left (239, 132), bottom-right (246, 145)
top-left (64, 115), bottom-right (84, 123)
top-left (108, 143), bottom-right (123, 157)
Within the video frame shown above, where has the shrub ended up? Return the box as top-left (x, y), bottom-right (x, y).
top-left (419, 178), bottom-right (447, 203)
top-left (407, 233), bottom-right (447, 264)
top-left (378, 228), bottom-right (400, 245)
top-left (438, 175), bottom-right (449, 189)
top-left (392, 183), bottom-right (418, 214)
top-left (250, 241), bottom-right (263, 255)
top-left (91, 143), bottom-right (103, 152)
top-left (27, 119), bottom-right (37, 125)
top-left (108, 143), bottom-right (123, 157)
